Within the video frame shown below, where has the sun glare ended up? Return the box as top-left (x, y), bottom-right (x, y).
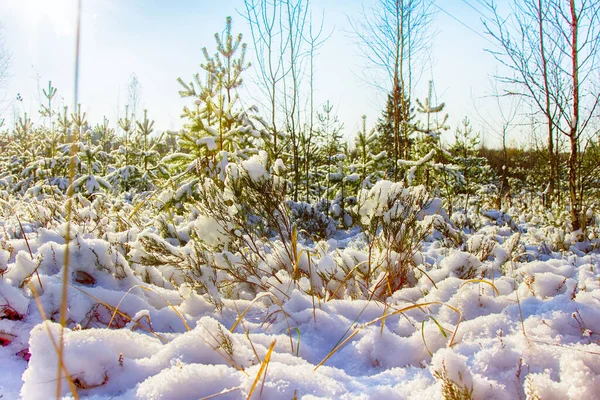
top-left (19, 0), bottom-right (78, 37)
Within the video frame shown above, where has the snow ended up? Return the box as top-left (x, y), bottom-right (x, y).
top-left (0, 193), bottom-right (599, 399)
top-left (241, 151), bottom-right (269, 182)
top-left (197, 137), bottom-right (217, 151)
top-left (273, 158), bottom-right (286, 174)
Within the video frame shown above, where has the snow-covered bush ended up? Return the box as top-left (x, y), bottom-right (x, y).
top-left (287, 200), bottom-right (337, 240)
top-left (355, 181), bottom-right (440, 297)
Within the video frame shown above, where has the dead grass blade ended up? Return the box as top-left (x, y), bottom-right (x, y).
top-left (315, 301), bottom-right (463, 370)
top-left (107, 284), bottom-right (191, 331)
top-left (230, 292), bottom-right (272, 333)
top-left (291, 225), bottom-right (298, 277)
top-left (128, 191), bottom-right (157, 220)
top-left (194, 319), bottom-right (249, 375)
top-left (379, 303), bottom-right (390, 336)
top-left (231, 291), bottom-right (295, 354)
top-left (329, 262), bottom-right (364, 300)
top-left (421, 315), bottom-right (450, 357)
top-left (510, 258), bottom-right (527, 338)
top-left (460, 279), bottom-right (500, 296)
top-left (61, 280), bottom-right (169, 343)
top-left (247, 340), bottom-right (276, 400)
top-left (200, 387), bottom-right (242, 400)
top-left (0, 199), bottom-right (42, 289)
top-left (29, 283), bottom-right (79, 399)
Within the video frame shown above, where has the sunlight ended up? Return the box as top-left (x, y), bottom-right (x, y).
top-left (16, 0), bottom-right (78, 37)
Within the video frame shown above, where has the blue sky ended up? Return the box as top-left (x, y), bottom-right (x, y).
top-left (0, 0), bottom-right (515, 146)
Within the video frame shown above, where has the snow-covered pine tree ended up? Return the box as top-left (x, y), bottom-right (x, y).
top-left (375, 83), bottom-right (415, 180)
top-left (329, 146), bottom-right (355, 228)
top-left (163, 17), bottom-right (269, 208)
top-left (70, 104), bottom-right (87, 144)
top-left (22, 100), bottom-right (74, 196)
top-left (351, 115), bottom-right (386, 189)
top-left (93, 117), bottom-right (116, 154)
top-left (36, 105), bottom-right (113, 198)
top-left (313, 102), bottom-right (346, 218)
top-left (399, 82), bottom-right (460, 203)
top-left (67, 142), bottom-right (112, 197)
top-left (134, 109), bottom-right (168, 192)
top-left (57, 106), bottom-right (73, 146)
top-left (39, 81), bottom-right (61, 159)
top-left (9, 113), bottom-right (48, 194)
top-left (107, 106), bottom-right (141, 194)
top-left (450, 117), bottom-right (490, 211)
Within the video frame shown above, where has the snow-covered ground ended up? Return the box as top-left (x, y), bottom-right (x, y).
top-left (1, 196), bottom-right (600, 400)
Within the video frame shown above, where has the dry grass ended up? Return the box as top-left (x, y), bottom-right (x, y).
top-left (459, 279), bottom-right (500, 296)
top-left (315, 301), bottom-right (463, 371)
top-left (231, 291), bottom-right (296, 354)
top-left (108, 284), bottom-right (191, 331)
top-left (247, 339), bottom-right (276, 400)
top-left (433, 360), bottom-right (474, 400)
top-left (0, 199), bottom-right (42, 289)
top-left (29, 283), bottom-right (79, 399)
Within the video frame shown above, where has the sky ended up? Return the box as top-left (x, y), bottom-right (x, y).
top-left (0, 0), bottom-right (520, 147)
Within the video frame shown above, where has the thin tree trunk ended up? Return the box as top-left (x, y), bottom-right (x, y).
top-left (568, 0), bottom-right (581, 232)
top-left (537, 0), bottom-right (554, 206)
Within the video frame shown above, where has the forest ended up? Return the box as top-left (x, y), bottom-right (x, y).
top-left (0, 0), bottom-right (600, 399)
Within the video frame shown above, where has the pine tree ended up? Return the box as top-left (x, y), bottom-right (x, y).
top-left (135, 109), bottom-right (168, 191)
top-left (313, 101), bottom-right (344, 216)
top-left (93, 117), bottom-right (116, 154)
top-left (176, 16), bottom-right (255, 157)
top-left (400, 82), bottom-right (460, 204)
top-left (107, 106), bottom-right (139, 193)
top-left (375, 84), bottom-right (414, 180)
top-left (39, 81), bottom-right (59, 158)
top-left (450, 117), bottom-right (489, 210)
top-left (352, 115), bottom-right (386, 188)
top-left (57, 106), bottom-right (73, 145)
top-left (164, 17), bottom-right (269, 207)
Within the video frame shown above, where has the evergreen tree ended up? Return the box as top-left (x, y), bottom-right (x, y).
top-left (400, 82), bottom-right (460, 204)
top-left (107, 106), bottom-right (139, 193)
top-left (135, 109), bottom-right (168, 191)
top-left (93, 117), bottom-right (116, 154)
top-left (176, 16), bottom-right (256, 157)
top-left (375, 84), bottom-right (414, 180)
top-left (164, 17), bottom-right (269, 208)
top-left (450, 117), bottom-right (490, 210)
top-left (314, 101), bottom-right (344, 216)
top-left (57, 106), bottom-right (73, 145)
top-left (352, 115), bottom-right (386, 189)
top-left (39, 81), bottom-right (60, 158)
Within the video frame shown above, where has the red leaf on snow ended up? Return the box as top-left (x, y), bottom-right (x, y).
top-left (0, 305), bottom-right (23, 321)
top-left (0, 331), bottom-right (16, 346)
top-left (16, 348), bottom-right (31, 362)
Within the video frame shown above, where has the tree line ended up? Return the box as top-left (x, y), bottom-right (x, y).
top-left (0, 0), bottom-right (599, 238)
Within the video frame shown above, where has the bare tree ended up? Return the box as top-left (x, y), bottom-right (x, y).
top-left (350, 0), bottom-right (435, 180)
top-left (484, 0), bottom-right (561, 204)
top-left (243, 0), bottom-right (328, 201)
top-left (0, 23), bottom-right (11, 119)
top-left (484, 0), bottom-right (600, 233)
top-left (301, 13), bottom-right (328, 202)
top-left (127, 73), bottom-right (142, 122)
top-left (475, 79), bottom-right (522, 209)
